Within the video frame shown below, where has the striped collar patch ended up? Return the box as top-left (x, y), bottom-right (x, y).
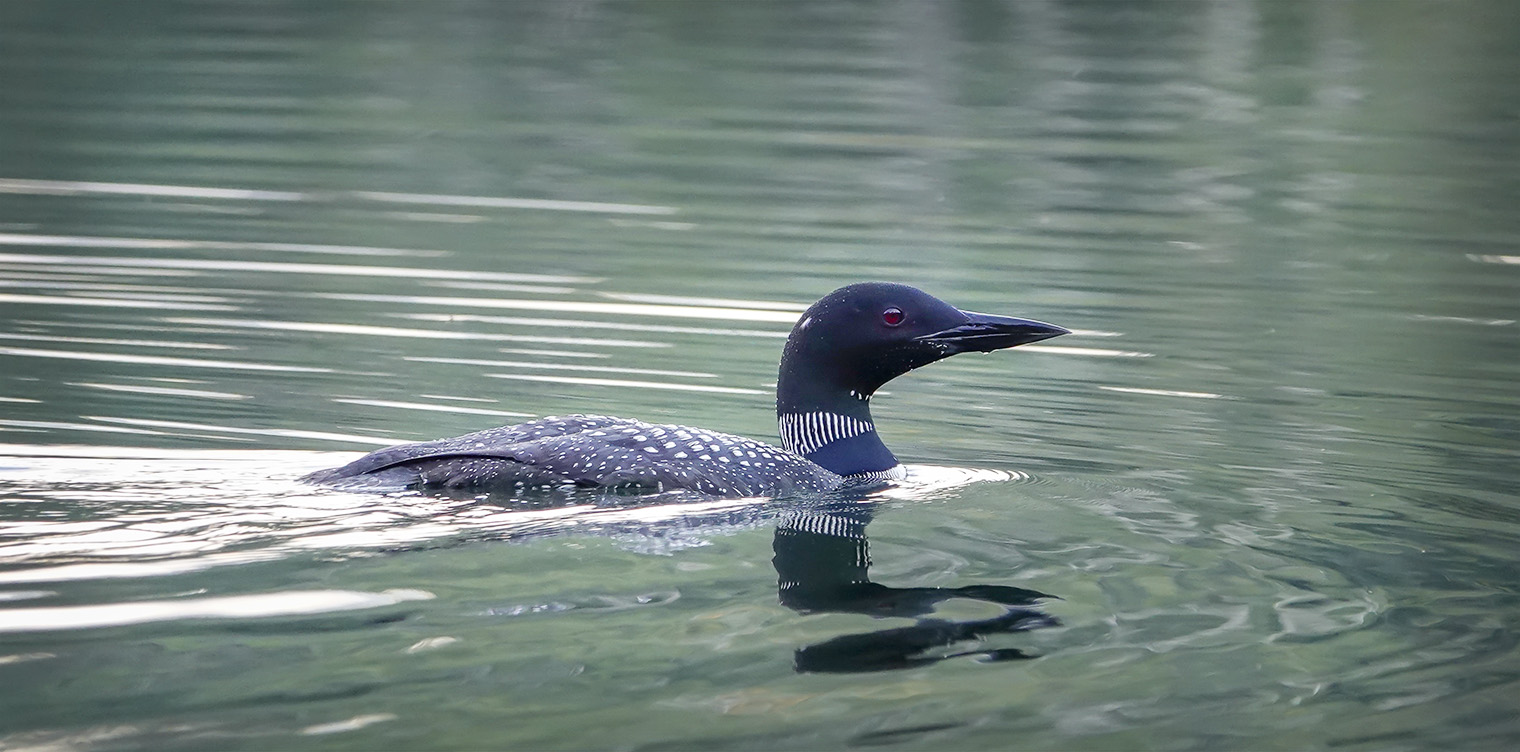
top-left (778, 411), bottom-right (874, 456)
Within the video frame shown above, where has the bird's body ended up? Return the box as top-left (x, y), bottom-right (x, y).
top-left (303, 414), bottom-right (849, 497)
top-left (303, 282), bottom-right (1067, 497)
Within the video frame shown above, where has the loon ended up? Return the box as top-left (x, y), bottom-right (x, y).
top-left (302, 282), bottom-right (1067, 497)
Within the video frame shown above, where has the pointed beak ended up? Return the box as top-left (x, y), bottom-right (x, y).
top-left (915, 311), bottom-right (1070, 354)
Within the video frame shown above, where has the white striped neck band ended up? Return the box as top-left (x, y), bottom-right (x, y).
top-left (778, 411), bottom-right (875, 457)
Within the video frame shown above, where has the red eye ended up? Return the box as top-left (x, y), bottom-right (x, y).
top-left (881, 307), bottom-right (904, 327)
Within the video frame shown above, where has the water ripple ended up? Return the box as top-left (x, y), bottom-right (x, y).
top-left (0, 588), bottom-right (433, 633)
top-left (0, 449), bottom-right (1026, 586)
top-left (162, 318), bottom-right (671, 348)
top-left (0, 346), bottom-right (331, 372)
top-left (0, 177), bottom-right (677, 217)
top-left (0, 250), bottom-right (589, 283)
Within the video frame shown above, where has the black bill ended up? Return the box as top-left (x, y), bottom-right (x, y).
top-left (915, 311), bottom-right (1070, 354)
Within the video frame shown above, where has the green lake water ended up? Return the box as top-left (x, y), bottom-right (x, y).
top-left (1, 1), bottom-right (1518, 749)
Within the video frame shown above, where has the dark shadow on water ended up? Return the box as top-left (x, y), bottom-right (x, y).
top-left (773, 500), bottom-right (1059, 674)
top-left (414, 482), bottom-right (1061, 674)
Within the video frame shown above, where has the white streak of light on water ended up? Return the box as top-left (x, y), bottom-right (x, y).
top-left (318, 293), bottom-right (806, 323)
top-left (0, 589), bottom-right (435, 633)
top-left (331, 399), bottom-right (534, 418)
top-left (0, 177), bottom-right (678, 217)
top-left (407, 356), bottom-right (719, 379)
top-left (0, 346), bottom-right (333, 372)
top-left (0, 251), bottom-right (592, 284)
top-left (84, 418), bottom-right (397, 445)
top-left (484, 373), bottom-right (766, 395)
top-left (163, 318), bottom-right (670, 349)
top-left (397, 312), bottom-right (790, 339)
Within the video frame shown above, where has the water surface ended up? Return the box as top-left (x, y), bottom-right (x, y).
top-left (2, 2), bottom-right (1519, 750)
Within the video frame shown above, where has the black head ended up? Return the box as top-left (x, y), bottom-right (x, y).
top-left (777, 282), bottom-right (1068, 413)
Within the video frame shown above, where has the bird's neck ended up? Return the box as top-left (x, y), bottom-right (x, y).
top-left (776, 374), bottom-right (898, 477)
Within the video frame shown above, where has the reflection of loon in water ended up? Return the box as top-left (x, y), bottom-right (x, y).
top-left (303, 283), bottom-right (1067, 497)
top-left (775, 501), bottom-right (1058, 673)
top-left (375, 478), bottom-right (1057, 674)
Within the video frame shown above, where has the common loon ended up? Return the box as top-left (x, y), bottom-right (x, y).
top-left (302, 282), bottom-right (1067, 496)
